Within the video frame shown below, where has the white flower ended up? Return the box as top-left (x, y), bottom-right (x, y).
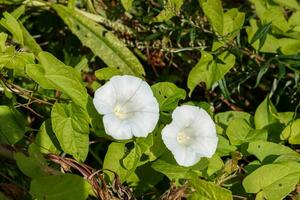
top-left (93, 75), bottom-right (159, 140)
top-left (162, 105), bottom-right (218, 167)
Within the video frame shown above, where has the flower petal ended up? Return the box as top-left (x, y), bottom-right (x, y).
top-left (110, 75), bottom-right (142, 104)
top-left (161, 123), bottom-right (181, 151)
top-left (129, 112), bottom-right (159, 137)
top-left (103, 114), bottom-right (133, 139)
top-left (93, 81), bottom-right (116, 114)
top-left (171, 105), bottom-right (202, 129)
top-left (191, 136), bottom-right (218, 157)
top-left (172, 146), bottom-right (201, 167)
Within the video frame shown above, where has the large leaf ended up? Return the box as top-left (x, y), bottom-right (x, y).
top-left (0, 106), bottom-right (26, 144)
top-left (151, 82), bottom-right (186, 112)
top-left (26, 52), bottom-right (88, 108)
top-left (52, 4), bottom-right (144, 77)
top-left (189, 178), bottom-right (233, 200)
top-left (188, 51), bottom-right (235, 95)
top-left (51, 103), bottom-right (89, 162)
top-left (247, 141), bottom-right (300, 162)
top-left (15, 144), bottom-right (52, 178)
top-left (30, 174), bottom-right (91, 200)
top-left (226, 118), bottom-right (267, 145)
top-left (243, 162), bottom-right (300, 200)
top-left (215, 111), bottom-right (253, 128)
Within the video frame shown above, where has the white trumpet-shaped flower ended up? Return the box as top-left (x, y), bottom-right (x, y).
top-left (93, 75), bottom-right (159, 140)
top-left (162, 105), bottom-right (218, 167)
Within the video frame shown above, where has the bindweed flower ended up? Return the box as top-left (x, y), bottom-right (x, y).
top-left (93, 75), bottom-right (159, 140)
top-left (162, 105), bottom-right (218, 167)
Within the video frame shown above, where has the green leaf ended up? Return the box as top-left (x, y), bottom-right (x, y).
top-left (103, 142), bottom-right (129, 182)
top-left (189, 178), bottom-right (233, 200)
top-left (216, 135), bottom-right (237, 157)
top-left (121, 0), bottom-right (134, 11)
top-left (30, 174), bottom-right (91, 200)
top-left (215, 111), bottom-right (253, 128)
top-left (243, 162), bottom-right (300, 200)
top-left (31, 51), bottom-right (88, 108)
top-left (247, 141), bottom-right (300, 162)
top-left (0, 106), bottom-right (26, 144)
top-left (154, 0), bottom-right (184, 22)
top-left (281, 119), bottom-right (300, 144)
top-left (0, 12), bottom-right (23, 45)
top-left (254, 96), bottom-right (278, 129)
top-left (35, 120), bottom-right (61, 154)
top-left (0, 0), bottom-right (24, 5)
top-left (0, 32), bottom-right (7, 52)
top-left (272, 0), bottom-right (300, 10)
top-left (188, 51), bottom-right (235, 95)
top-left (19, 22), bottom-right (42, 55)
top-left (246, 18), bottom-right (283, 53)
top-left (250, 22), bottom-right (272, 50)
top-left (0, 47), bottom-right (35, 70)
top-left (200, 0), bottom-right (224, 35)
top-left (226, 118), bottom-right (267, 145)
top-left (51, 103), bottom-right (89, 162)
top-left (95, 67), bottom-right (122, 81)
top-left (151, 151), bottom-right (209, 181)
top-left (222, 8), bottom-right (245, 37)
top-left (26, 64), bottom-right (54, 89)
top-left (52, 4), bottom-right (145, 77)
top-left (15, 144), bottom-right (52, 178)
top-left (151, 82), bottom-right (186, 112)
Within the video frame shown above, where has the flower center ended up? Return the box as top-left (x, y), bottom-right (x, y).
top-left (176, 131), bottom-right (192, 145)
top-left (114, 104), bottom-right (130, 120)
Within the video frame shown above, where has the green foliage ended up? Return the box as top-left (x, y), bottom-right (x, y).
top-left (30, 174), bottom-right (91, 200)
top-left (51, 103), bottom-right (89, 162)
top-left (0, 0), bottom-right (300, 199)
top-left (189, 178), bottom-right (233, 200)
top-left (0, 105), bottom-right (26, 144)
top-left (52, 4), bottom-right (145, 77)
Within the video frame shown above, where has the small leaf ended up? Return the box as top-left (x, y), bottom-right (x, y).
top-left (30, 174), bottom-right (92, 200)
top-left (250, 22), bottom-right (272, 46)
top-left (121, 0), bottom-right (134, 11)
top-left (0, 12), bottom-right (23, 45)
top-left (154, 0), bottom-right (184, 22)
top-left (95, 67), bottom-right (122, 81)
top-left (189, 178), bottom-right (233, 200)
top-left (188, 51), bottom-right (235, 95)
top-left (216, 135), bottom-right (237, 157)
top-left (200, 0), bottom-right (224, 35)
top-left (103, 142), bottom-right (129, 182)
top-left (254, 96), bottom-right (278, 129)
top-left (151, 82), bottom-right (186, 112)
top-left (51, 103), bottom-right (89, 162)
top-left (52, 4), bottom-right (145, 77)
top-left (151, 151), bottom-right (209, 181)
top-left (281, 119), bottom-right (300, 144)
top-left (0, 106), bottom-right (26, 144)
top-left (35, 120), bottom-right (61, 154)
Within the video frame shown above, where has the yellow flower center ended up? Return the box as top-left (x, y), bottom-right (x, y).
top-left (176, 131), bottom-right (191, 145)
top-left (114, 104), bottom-right (129, 119)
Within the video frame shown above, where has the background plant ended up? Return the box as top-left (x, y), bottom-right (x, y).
top-left (0, 0), bottom-right (300, 199)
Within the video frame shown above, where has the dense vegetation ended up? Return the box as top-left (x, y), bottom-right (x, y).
top-left (1, 0), bottom-right (300, 199)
